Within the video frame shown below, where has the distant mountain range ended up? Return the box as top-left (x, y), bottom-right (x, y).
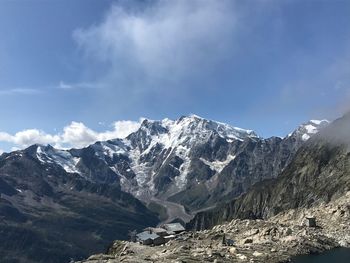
top-left (27, 115), bottom-right (328, 215)
top-left (0, 115), bottom-right (329, 262)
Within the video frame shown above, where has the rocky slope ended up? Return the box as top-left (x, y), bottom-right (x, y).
top-left (75, 191), bottom-right (350, 263)
top-left (0, 146), bottom-right (158, 263)
top-left (189, 114), bottom-right (350, 230)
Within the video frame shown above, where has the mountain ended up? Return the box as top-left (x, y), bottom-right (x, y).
top-left (0, 115), bottom-right (329, 262)
top-left (54, 115), bottom-right (328, 217)
top-left (188, 115), bottom-right (349, 230)
top-left (0, 145), bottom-right (159, 263)
top-left (6, 116), bottom-right (329, 222)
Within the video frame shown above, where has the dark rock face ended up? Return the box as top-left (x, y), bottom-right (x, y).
top-left (188, 115), bottom-right (350, 230)
top-left (0, 146), bottom-right (158, 263)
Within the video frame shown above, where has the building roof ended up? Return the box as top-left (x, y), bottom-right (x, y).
top-left (163, 223), bottom-right (185, 232)
top-left (136, 231), bottom-right (160, 241)
top-left (144, 227), bottom-right (167, 234)
top-left (153, 228), bottom-right (167, 233)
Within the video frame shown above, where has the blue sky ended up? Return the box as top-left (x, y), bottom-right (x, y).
top-left (0, 0), bottom-right (350, 152)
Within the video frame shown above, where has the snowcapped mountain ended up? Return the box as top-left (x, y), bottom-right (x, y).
top-left (25, 115), bottom-right (329, 219)
top-left (0, 115), bottom-right (330, 262)
top-left (288, 119), bottom-right (330, 141)
top-left (32, 115), bottom-right (258, 197)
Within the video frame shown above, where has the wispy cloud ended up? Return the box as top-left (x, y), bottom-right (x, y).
top-left (0, 88), bottom-right (41, 96)
top-left (57, 81), bottom-right (104, 90)
top-left (73, 0), bottom-right (238, 92)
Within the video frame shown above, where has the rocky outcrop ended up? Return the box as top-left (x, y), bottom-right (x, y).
top-left (75, 192), bottom-right (350, 263)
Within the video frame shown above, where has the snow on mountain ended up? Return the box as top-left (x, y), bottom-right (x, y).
top-left (34, 116), bottom-right (329, 192)
top-left (28, 115), bottom-right (330, 217)
top-left (132, 114), bottom-right (257, 155)
top-left (200, 155), bottom-right (236, 173)
top-left (288, 119), bottom-right (330, 141)
top-left (36, 145), bottom-right (81, 174)
top-left (120, 115), bottom-right (258, 194)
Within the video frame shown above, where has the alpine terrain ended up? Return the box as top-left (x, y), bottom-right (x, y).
top-left (0, 115), bottom-right (329, 262)
top-left (75, 113), bottom-right (350, 263)
top-left (33, 115), bottom-right (328, 219)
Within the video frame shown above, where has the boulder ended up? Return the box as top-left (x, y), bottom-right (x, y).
top-left (253, 251), bottom-right (263, 257)
top-left (229, 247), bottom-right (237, 254)
top-left (243, 238), bottom-right (253, 244)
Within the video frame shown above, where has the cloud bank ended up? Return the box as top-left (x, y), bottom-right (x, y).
top-left (0, 120), bottom-right (142, 151)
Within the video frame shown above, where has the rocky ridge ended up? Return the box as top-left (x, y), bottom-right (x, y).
top-left (75, 191), bottom-right (350, 263)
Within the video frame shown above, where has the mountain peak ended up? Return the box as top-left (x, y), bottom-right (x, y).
top-left (134, 115), bottom-right (258, 143)
top-left (288, 119), bottom-right (330, 141)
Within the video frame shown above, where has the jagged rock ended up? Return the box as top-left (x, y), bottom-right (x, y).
top-left (237, 254), bottom-right (248, 260)
top-left (229, 247), bottom-right (237, 254)
top-left (339, 240), bottom-right (349, 247)
top-left (206, 249), bottom-right (213, 257)
top-left (245, 228), bottom-right (259, 236)
top-left (281, 235), bottom-right (300, 243)
top-left (253, 251), bottom-right (263, 257)
top-left (243, 238), bottom-right (253, 244)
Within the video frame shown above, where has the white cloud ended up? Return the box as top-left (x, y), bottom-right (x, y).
top-left (60, 122), bottom-right (98, 148)
top-left (74, 0), bottom-right (237, 85)
top-left (0, 129), bottom-right (61, 149)
top-left (57, 81), bottom-right (104, 90)
top-left (0, 119), bottom-right (142, 151)
top-left (99, 120), bottom-right (143, 140)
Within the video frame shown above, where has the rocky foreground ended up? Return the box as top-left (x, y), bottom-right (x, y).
top-left (76, 192), bottom-right (350, 263)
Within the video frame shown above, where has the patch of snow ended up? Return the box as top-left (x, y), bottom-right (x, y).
top-left (36, 146), bottom-right (46, 163)
top-left (200, 155), bottom-right (236, 173)
top-left (92, 141), bottom-right (128, 161)
top-left (127, 146), bottom-right (155, 197)
top-left (175, 156), bottom-right (191, 189)
top-left (304, 124), bottom-right (318, 134)
top-left (36, 146), bottom-right (81, 174)
top-left (302, 134), bottom-right (311, 141)
top-left (310, 119), bottom-right (329, 125)
top-left (287, 119), bottom-right (330, 141)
